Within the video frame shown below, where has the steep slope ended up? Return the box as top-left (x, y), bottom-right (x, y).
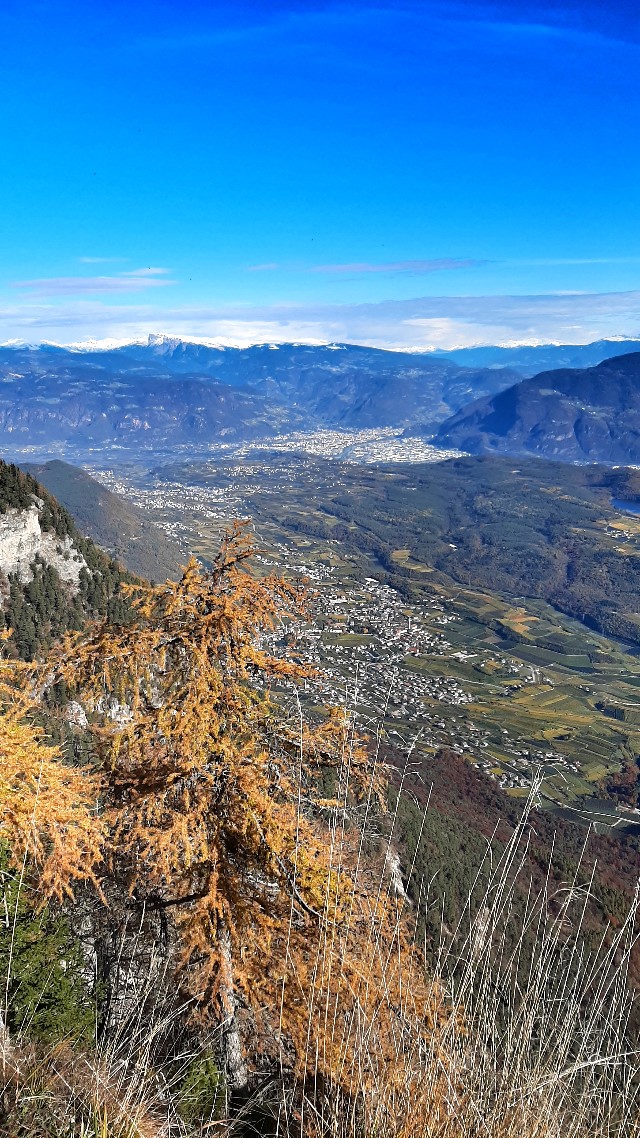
top-left (23, 460), bottom-right (185, 582)
top-left (0, 461), bottom-right (132, 658)
top-left (0, 354), bottom-right (301, 454)
top-left (434, 352), bottom-right (640, 462)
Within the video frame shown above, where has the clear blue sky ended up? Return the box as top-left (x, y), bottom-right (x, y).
top-left (1, 0), bottom-right (639, 348)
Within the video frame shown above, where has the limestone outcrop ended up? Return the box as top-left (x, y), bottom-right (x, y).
top-left (0, 501), bottom-right (87, 588)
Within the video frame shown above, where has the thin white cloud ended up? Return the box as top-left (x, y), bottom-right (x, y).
top-left (246, 258), bottom-right (486, 275)
top-left (428, 1), bottom-right (640, 52)
top-left (78, 256), bottom-right (128, 265)
top-left (121, 266), bottom-right (172, 277)
top-left (10, 272), bottom-right (176, 296)
top-left (509, 256), bottom-right (640, 267)
top-left (135, 3), bottom-right (640, 58)
top-left (136, 3), bottom-right (384, 54)
top-left (0, 290), bottom-right (638, 350)
top-left (311, 258), bottom-right (486, 275)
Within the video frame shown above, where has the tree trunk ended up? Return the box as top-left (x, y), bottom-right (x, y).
top-left (218, 918), bottom-right (248, 1092)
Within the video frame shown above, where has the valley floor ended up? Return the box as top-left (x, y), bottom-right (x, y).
top-left (86, 452), bottom-right (640, 831)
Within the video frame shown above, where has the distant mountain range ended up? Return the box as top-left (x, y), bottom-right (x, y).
top-left (0, 335), bottom-right (639, 461)
top-left (0, 346), bottom-right (304, 454)
top-left (434, 352), bottom-right (640, 463)
top-left (433, 338), bottom-right (640, 373)
top-left (0, 339), bottom-right (523, 457)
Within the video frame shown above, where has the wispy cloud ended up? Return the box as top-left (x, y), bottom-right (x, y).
top-left (78, 256), bottom-right (127, 265)
top-left (134, 3), bottom-right (640, 58)
top-left (11, 270), bottom-right (176, 296)
top-left (135, 3), bottom-right (384, 54)
top-left (121, 266), bottom-right (172, 277)
top-left (509, 256), bottom-right (640, 267)
top-left (245, 257), bottom-right (486, 275)
top-left (310, 258), bottom-right (486, 275)
top-left (425, 1), bottom-right (640, 51)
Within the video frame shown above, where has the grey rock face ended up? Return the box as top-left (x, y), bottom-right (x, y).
top-left (0, 503), bottom-right (86, 585)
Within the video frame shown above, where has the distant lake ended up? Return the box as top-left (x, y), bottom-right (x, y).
top-left (612, 499), bottom-right (640, 516)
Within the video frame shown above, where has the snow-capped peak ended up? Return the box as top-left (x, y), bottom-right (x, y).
top-left (63, 336), bottom-right (148, 352)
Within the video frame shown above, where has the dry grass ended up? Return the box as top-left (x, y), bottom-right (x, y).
top-left (0, 1037), bottom-right (164, 1137)
top-left (275, 737), bottom-right (640, 1138)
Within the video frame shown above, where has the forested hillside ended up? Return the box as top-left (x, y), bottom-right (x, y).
top-left (435, 351), bottom-right (640, 462)
top-left (0, 461), bottom-right (132, 658)
top-left (228, 452), bottom-right (640, 645)
top-left (23, 459), bottom-right (185, 582)
top-left (389, 745), bottom-right (640, 981)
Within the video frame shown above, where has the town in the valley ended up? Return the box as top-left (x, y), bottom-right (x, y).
top-left (88, 439), bottom-right (614, 822)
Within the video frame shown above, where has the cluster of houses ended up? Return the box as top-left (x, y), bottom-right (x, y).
top-left (92, 459), bottom-right (586, 795)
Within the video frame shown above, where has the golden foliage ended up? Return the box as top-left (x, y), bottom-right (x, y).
top-left (51, 522), bottom-right (443, 1089)
top-left (251, 832), bottom-right (454, 1094)
top-left (0, 651), bottom-right (103, 901)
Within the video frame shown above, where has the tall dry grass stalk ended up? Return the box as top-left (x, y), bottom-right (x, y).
top-left (0, 1030), bottom-right (169, 1137)
top-left (276, 713), bottom-right (640, 1138)
top-left (0, 926), bottom-right (194, 1137)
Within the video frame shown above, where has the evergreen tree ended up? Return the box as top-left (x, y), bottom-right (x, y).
top-left (0, 849), bottom-right (96, 1043)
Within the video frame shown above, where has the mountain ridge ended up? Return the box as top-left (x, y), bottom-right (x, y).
top-left (22, 460), bottom-right (186, 582)
top-left (0, 337), bottom-right (639, 461)
top-left (434, 351), bottom-right (640, 463)
top-left (0, 341), bottom-right (522, 457)
top-left (432, 337), bottom-right (640, 373)
top-left (5, 332), bottom-right (640, 374)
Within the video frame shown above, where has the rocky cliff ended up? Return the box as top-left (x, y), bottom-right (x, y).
top-left (0, 501), bottom-right (87, 586)
top-left (0, 461), bottom-right (131, 658)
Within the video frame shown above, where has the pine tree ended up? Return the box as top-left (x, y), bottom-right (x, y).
top-left (0, 847), bottom-right (96, 1042)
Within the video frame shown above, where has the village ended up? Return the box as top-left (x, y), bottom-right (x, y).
top-left (89, 460), bottom-right (599, 804)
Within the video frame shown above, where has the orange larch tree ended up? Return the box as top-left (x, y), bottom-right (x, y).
top-left (0, 651), bottom-right (103, 904)
top-left (52, 523), bottom-right (445, 1100)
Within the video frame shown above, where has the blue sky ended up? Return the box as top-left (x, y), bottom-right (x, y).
top-left (1, 0), bottom-right (639, 348)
